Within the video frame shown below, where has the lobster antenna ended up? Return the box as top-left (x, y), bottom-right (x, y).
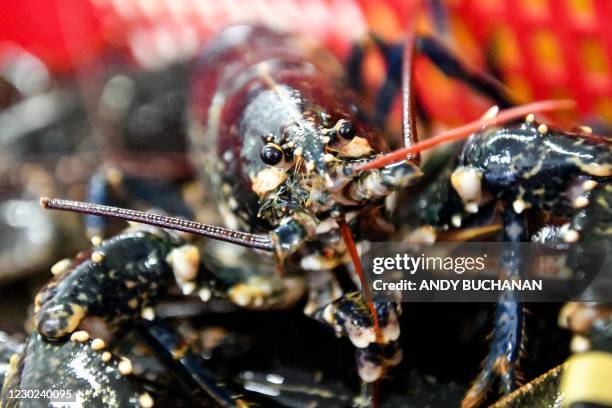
top-left (401, 14), bottom-right (418, 159)
top-left (337, 219), bottom-right (382, 340)
top-left (358, 99), bottom-right (576, 171)
top-left (40, 197), bottom-right (273, 251)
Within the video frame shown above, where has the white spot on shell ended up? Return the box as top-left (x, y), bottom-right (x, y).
top-left (51, 258), bottom-right (71, 276)
top-left (465, 202), bottom-right (479, 214)
top-left (450, 166), bottom-right (483, 204)
top-left (572, 161), bottom-right (612, 177)
top-left (106, 167), bottom-right (123, 187)
top-left (125, 281), bottom-right (137, 289)
top-left (118, 358), bottom-right (133, 375)
top-left (300, 254), bottom-right (339, 271)
top-left (346, 321), bottom-right (376, 348)
top-left (101, 351), bottom-right (112, 362)
top-left (227, 197), bottom-right (239, 210)
top-left (506, 221), bottom-right (523, 241)
top-left (181, 282), bottom-right (196, 295)
top-left (141, 307), bottom-right (155, 321)
top-left (167, 245), bottom-right (200, 285)
top-left (91, 252), bottom-right (104, 263)
top-left (513, 198), bottom-right (527, 214)
top-left (266, 374), bottom-right (285, 385)
top-left (573, 196), bottom-right (589, 208)
top-left (228, 277), bottom-right (275, 309)
top-left (222, 150), bottom-right (234, 162)
top-left (563, 229), bottom-right (580, 243)
top-left (198, 287), bottom-right (212, 302)
top-left (582, 180), bottom-right (598, 191)
top-left (70, 331), bottom-right (89, 343)
top-left (451, 215), bottom-right (462, 228)
top-left (537, 124), bottom-right (548, 134)
top-left (234, 294), bottom-right (248, 306)
top-left (91, 338), bottom-right (106, 351)
top-left (139, 393), bottom-right (154, 408)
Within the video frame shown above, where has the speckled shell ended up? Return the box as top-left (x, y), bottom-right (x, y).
top-left (460, 123), bottom-right (612, 214)
top-left (188, 25), bottom-right (388, 233)
top-left (0, 333), bottom-right (145, 407)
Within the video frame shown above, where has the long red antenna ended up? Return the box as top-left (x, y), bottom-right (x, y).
top-left (337, 219), bottom-right (382, 339)
top-left (357, 99), bottom-right (576, 171)
top-left (401, 14), bottom-right (418, 158)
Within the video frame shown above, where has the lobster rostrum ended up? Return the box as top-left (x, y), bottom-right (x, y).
top-left (3, 19), bottom-right (611, 408)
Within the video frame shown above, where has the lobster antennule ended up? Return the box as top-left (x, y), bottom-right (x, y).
top-left (357, 99), bottom-right (576, 172)
top-left (40, 197), bottom-right (274, 251)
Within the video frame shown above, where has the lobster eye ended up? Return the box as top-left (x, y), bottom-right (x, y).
top-left (260, 143), bottom-right (284, 166)
top-left (337, 121), bottom-right (356, 140)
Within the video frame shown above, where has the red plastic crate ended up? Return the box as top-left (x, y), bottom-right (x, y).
top-left (1, 0), bottom-right (611, 124)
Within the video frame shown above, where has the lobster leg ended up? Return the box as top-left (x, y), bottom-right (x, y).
top-left (347, 32), bottom-right (513, 134)
top-left (346, 41), bottom-right (366, 93)
top-left (345, 35), bottom-right (414, 132)
top-left (200, 244), bottom-right (307, 310)
top-left (302, 257), bottom-right (402, 387)
top-left (138, 319), bottom-right (252, 407)
top-left (427, 0), bottom-right (451, 37)
top-left (415, 35), bottom-right (513, 108)
top-left (2, 314), bottom-right (244, 406)
top-left (462, 208), bottom-right (527, 407)
top-left (311, 291), bottom-right (402, 384)
top-left (236, 365), bottom-right (357, 407)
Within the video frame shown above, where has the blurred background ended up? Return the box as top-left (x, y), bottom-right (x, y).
top-left (0, 0), bottom-right (609, 376)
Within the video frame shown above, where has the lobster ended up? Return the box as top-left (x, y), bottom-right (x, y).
top-left (1, 13), bottom-right (611, 408)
